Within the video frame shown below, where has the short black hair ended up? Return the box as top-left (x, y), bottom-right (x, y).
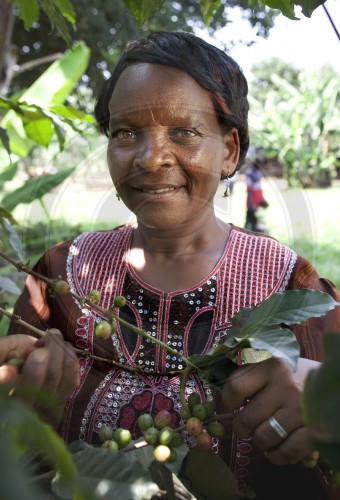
top-left (94, 31), bottom-right (249, 171)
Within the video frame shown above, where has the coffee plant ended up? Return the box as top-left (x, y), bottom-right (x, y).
top-left (0, 240), bottom-right (340, 499)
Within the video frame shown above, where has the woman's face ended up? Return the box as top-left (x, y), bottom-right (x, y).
top-left (107, 63), bottom-right (239, 229)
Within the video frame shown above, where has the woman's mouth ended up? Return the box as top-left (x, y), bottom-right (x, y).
top-left (139, 187), bottom-right (177, 194)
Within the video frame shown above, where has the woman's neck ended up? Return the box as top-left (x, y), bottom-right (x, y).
top-left (132, 212), bottom-right (229, 257)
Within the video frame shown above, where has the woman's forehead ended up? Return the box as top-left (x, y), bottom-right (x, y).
top-left (108, 63), bottom-right (216, 115)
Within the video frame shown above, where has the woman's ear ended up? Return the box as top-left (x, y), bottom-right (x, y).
top-left (221, 128), bottom-right (240, 178)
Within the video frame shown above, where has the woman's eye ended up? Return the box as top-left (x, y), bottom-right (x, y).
top-left (112, 129), bottom-right (136, 140)
top-left (172, 128), bottom-right (197, 138)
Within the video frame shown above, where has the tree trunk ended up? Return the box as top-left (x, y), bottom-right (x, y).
top-left (0, 0), bottom-right (16, 96)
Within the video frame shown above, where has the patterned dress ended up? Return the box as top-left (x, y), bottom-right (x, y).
top-left (9, 224), bottom-right (340, 499)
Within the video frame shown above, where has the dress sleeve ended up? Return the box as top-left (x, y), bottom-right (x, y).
top-left (287, 255), bottom-right (340, 361)
top-left (7, 240), bottom-right (77, 340)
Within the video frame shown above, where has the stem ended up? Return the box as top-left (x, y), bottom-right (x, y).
top-left (0, 248), bottom-right (194, 367)
top-left (0, 306), bottom-right (182, 377)
top-left (0, 247), bottom-right (198, 375)
top-left (0, 307), bottom-right (47, 337)
top-left (0, 251), bottom-right (53, 285)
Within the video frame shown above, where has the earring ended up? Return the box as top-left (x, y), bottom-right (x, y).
top-left (116, 192), bottom-right (121, 201)
top-left (223, 170), bottom-right (230, 198)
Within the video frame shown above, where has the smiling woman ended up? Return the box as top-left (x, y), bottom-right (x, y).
top-left (5, 31), bottom-right (340, 500)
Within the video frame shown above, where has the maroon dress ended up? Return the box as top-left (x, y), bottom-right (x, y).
top-left (8, 224), bottom-right (340, 499)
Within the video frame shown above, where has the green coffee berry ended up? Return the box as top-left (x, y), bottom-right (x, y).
top-left (207, 421), bottom-right (225, 438)
top-left (143, 427), bottom-right (159, 446)
top-left (88, 290), bottom-right (101, 303)
top-left (95, 320), bottom-right (113, 340)
top-left (54, 279), bottom-right (70, 295)
top-left (202, 399), bottom-right (216, 417)
top-left (159, 426), bottom-right (174, 445)
top-left (188, 392), bottom-right (201, 411)
top-left (169, 432), bottom-right (184, 448)
top-left (114, 296), bottom-right (126, 308)
top-left (101, 440), bottom-right (119, 452)
top-left (180, 407), bottom-right (191, 420)
top-left (167, 449), bottom-right (177, 463)
top-left (153, 445), bottom-right (171, 463)
top-left (98, 424), bottom-right (114, 443)
top-left (191, 403), bottom-right (207, 421)
top-left (137, 413), bottom-right (154, 431)
top-left (114, 428), bottom-right (132, 449)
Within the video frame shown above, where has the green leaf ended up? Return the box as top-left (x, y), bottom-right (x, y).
top-left (1, 167), bottom-right (75, 211)
top-left (1, 219), bottom-right (23, 260)
top-left (181, 448), bottom-right (245, 500)
top-left (241, 290), bottom-right (340, 335)
top-left (303, 333), bottom-right (340, 440)
top-left (149, 461), bottom-right (196, 500)
top-left (294, 0), bottom-right (326, 17)
top-left (124, 0), bottom-right (165, 24)
top-left (0, 277), bottom-right (21, 295)
top-left (15, 0), bottom-right (39, 30)
top-left (0, 206), bottom-right (18, 225)
top-left (0, 126), bottom-right (11, 159)
top-left (24, 117), bottom-right (54, 147)
top-left (47, 104), bottom-right (95, 122)
top-left (263, 0), bottom-right (297, 19)
top-left (18, 42), bottom-right (90, 107)
top-left (64, 441), bottom-right (160, 499)
top-left (0, 428), bottom-right (38, 500)
top-left (242, 326), bottom-right (300, 370)
top-left (39, 0), bottom-right (73, 46)
top-left (0, 397), bottom-right (81, 498)
top-left (302, 333), bottom-right (340, 476)
top-left (199, 0), bottom-right (222, 26)
top-left (188, 352), bottom-right (238, 389)
top-left (0, 43), bottom-right (90, 170)
top-left (53, 0), bottom-right (77, 24)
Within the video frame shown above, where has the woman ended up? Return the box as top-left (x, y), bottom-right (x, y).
top-left (5, 32), bottom-right (340, 499)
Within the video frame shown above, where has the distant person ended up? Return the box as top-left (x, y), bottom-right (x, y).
top-left (245, 160), bottom-right (269, 233)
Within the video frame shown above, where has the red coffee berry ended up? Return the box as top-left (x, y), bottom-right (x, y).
top-left (186, 417), bottom-right (202, 437)
top-left (196, 431), bottom-right (213, 451)
top-left (154, 410), bottom-right (172, 429)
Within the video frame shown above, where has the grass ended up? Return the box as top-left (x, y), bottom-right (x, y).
top-left (1, 176), bottom-right (339, 337)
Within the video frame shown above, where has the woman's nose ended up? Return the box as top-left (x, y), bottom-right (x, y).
top-left (134, 130), bottom-right (176, 171)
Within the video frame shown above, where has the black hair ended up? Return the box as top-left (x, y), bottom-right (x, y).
top-left (94, 31), bottom-right (249, 170)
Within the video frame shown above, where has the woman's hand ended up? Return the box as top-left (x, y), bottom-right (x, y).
top-left (222, 356), bottom-right (320, 465)
top-left (0, 330), bottom-right (80, 428)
